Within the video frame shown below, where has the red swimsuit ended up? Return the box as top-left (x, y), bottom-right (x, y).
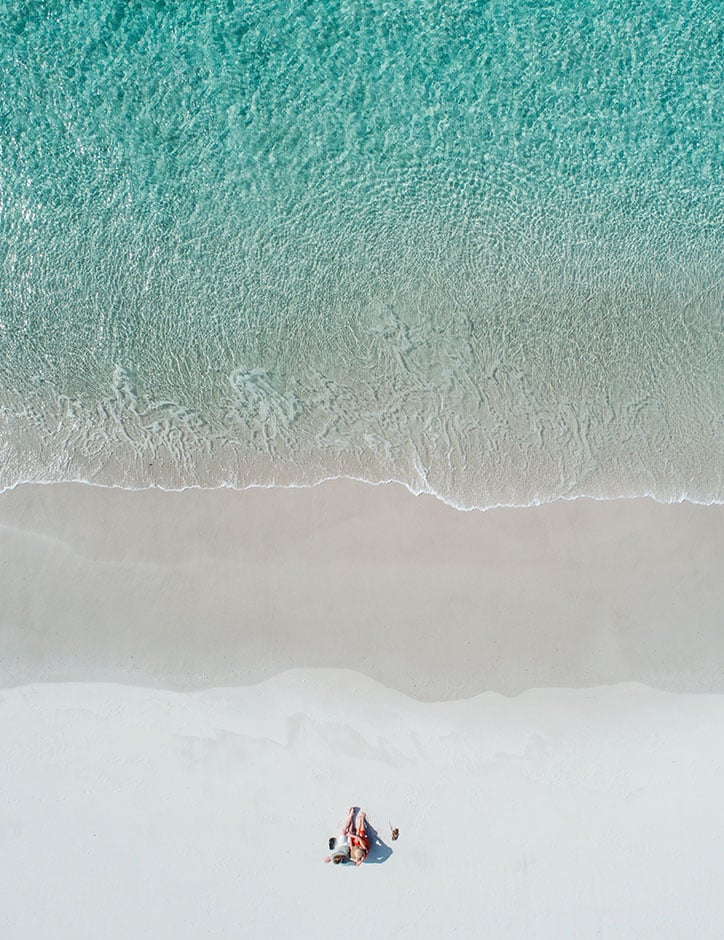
top-left (349, 822), bottom-right (370, 861)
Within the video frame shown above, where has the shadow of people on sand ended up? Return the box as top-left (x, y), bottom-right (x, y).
top-left (363, 818), bottom-right (393, 864)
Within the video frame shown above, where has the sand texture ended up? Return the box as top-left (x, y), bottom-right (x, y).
top-left (2, 674), bottom-right (724, 939)
top-left (1, 481), bottom-right (722, 696)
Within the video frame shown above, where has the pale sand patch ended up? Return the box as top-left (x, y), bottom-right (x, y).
top-left (0, 480), bottom-right (722, 696)
top-left (1, 674), bottom-right (723, 939)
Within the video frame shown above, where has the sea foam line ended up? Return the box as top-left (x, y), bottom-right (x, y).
top-left (0, 471), bottom-right (721, 512)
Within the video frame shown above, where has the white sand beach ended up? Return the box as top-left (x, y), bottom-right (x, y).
top-left (1, 481), bottom-right (724, 938)
top-left (2, 675), bottom-right (724, 939)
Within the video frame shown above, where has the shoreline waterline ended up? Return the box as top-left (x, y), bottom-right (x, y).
top-left (1, 472), bottom-right (722, 512)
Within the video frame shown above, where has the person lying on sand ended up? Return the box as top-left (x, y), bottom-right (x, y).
top-left (324, 806), bottom-right (353, 865)
top-left (325, 807), bottom-right (370, 866)
top-left (348, 808), bottom-right (370, 865)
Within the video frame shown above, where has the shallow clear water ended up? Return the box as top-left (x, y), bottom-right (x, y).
top-left (1, 0), bottom-right (722, 506)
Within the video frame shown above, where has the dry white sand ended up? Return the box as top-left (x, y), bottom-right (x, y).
top-left (1, 481), bottom-right (723, 938)
top-left (2, 675), bottom-right (724, 939)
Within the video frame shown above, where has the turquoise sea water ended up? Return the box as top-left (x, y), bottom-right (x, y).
top-left (1, 0), bottom-right (722, 507)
